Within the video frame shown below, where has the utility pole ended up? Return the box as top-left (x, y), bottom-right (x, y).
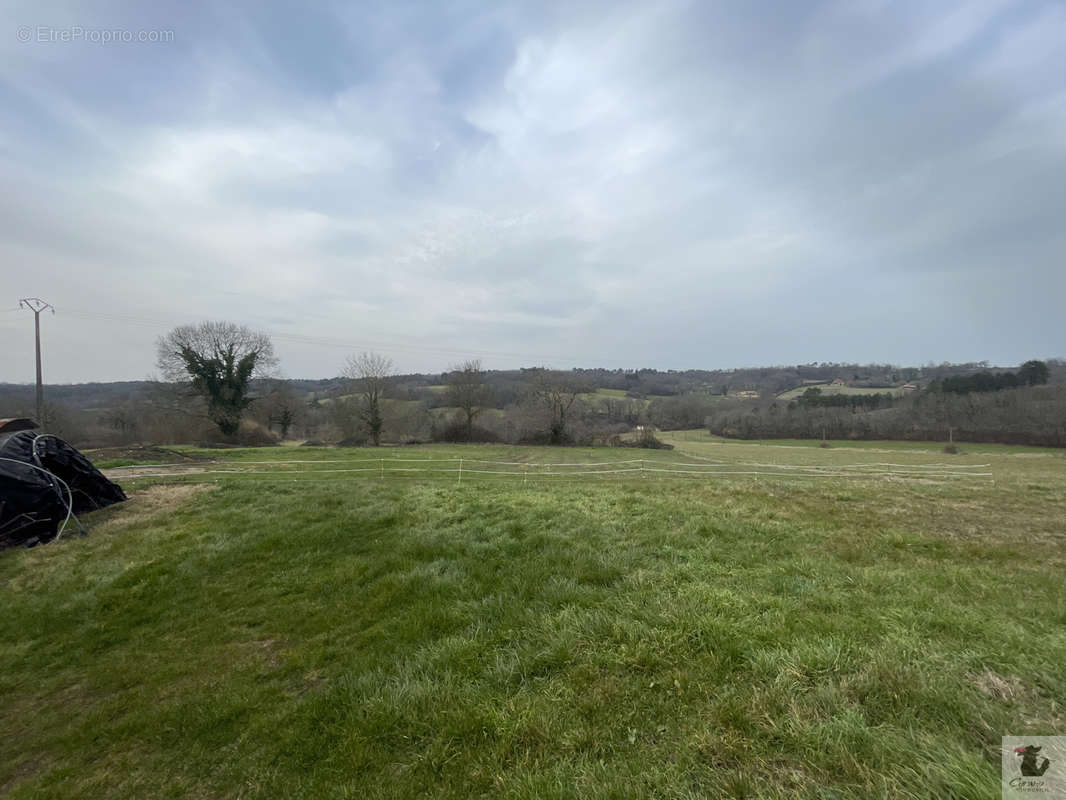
top-left (19, 298), bottom-right (54, 427)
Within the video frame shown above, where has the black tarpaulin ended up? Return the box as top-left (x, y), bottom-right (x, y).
top-left (0, 431), bottom-right (126, 548)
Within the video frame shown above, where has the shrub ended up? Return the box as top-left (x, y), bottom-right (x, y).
top-left (235, 420), bottom-right (280, 446)
top-left (336, 435), bottom-right (368, 447)
top-left (431, 418), bottom-right (501, 443)
top-left (199, 419), bottom-right (279, 447)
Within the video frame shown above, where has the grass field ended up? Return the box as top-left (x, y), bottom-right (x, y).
top-left (576, 388), bottom-right (643, 408)
top-left (2, 436), bottom-right (1064, 798)
top-left (576, 388), bottom-right (685, 408)
top-left (663, 429), bottom-right (1065, 455)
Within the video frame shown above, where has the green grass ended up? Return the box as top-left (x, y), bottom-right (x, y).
top-left (665, 429), bottom-right (1066, 456)
top-left (574, 388), bottom-right (694, 408)
top-left (2, 440), bottom-right (1064, 798)
top-left (576, 389), bottom-right (643, 408)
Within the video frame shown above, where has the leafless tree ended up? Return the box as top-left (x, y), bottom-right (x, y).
top-left (328, 396), bottom-right (363, 442)
top-left (445, 359), bottom-right (492, 441)
top-left (528, 369), bottom-right (585, 445)
top-left (100, 404), bottom-right (140, 442)
top-left (156, 321), bottom-right (277, 436)
top-left (343, 351), bottom-right (393, 446)
top-left (258, 379), bottom-right (301, 439)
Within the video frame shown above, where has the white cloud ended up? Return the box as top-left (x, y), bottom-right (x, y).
top-left (0, 0), bottom-right (1063, 381)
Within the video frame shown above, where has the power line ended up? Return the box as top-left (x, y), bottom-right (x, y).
top-left (58, 307), bottom-right (621, 367)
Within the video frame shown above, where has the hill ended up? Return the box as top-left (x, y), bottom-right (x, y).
top-left (2, 359), bottom-right (1062, 449)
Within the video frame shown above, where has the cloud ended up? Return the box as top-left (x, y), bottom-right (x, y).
top-left (1, 0), bottom-right (1063, 382)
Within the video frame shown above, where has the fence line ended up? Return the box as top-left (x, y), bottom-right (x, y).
top-left (729, 461), bottom-right (990, 470)
top-left (112, 456), bottom-right (993, 484)
top-left (109, 457), bottom-right (991, 471)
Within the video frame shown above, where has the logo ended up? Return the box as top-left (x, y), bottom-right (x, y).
top-left (1017, 745), bottom-right (1052, 777)
top-left (1003, 737), bottom-right (1066, 798)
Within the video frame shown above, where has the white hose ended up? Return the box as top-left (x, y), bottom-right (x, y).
top-left (0, 456), bottom-right (77, 544)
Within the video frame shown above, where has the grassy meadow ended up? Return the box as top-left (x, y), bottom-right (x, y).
top-left (1, 435), bottom-right (1064, 798)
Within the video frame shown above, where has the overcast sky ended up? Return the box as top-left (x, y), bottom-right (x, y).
top-left (1, 0), bottom-right (1064, 382)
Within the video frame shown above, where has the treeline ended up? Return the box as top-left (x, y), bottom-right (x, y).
top-left (706, 384), bottom-right (1066, 447)
top-left (2, 333), bottom-right (1062, 449)
top-left (0, 370), bottom-right (643, 449)
top-left (14, 359), bottom-right (1061, 417)
top-left (932, 360), bottom-right (1050, 395)
top-left (789, 389), bottom-right (895, 410)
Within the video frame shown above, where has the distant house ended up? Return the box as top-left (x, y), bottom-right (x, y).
top-left (900, 382), bottom-right (919, 392)
top-left (830, 378), bottom-right (846, 387)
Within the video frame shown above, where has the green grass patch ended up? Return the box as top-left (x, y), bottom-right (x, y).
top-left (2, 442), bottom-right (1064, 798)
top-left (664, 430), bottom-right (1066, 456)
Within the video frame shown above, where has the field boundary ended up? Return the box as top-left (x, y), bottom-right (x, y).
top-left (108, 456), bottom-right (994, 485)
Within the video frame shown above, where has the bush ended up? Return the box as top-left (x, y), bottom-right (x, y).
top-left (612, 437), bottom-right (674, 450)
top-left (199, 419), bottom-right (279, 447)
top-left (236, 420), bottom-right (280, 446)
top-left (431, 418), bottom-right (501, 443)
top-left (336, 436), bottom-right (368, 447)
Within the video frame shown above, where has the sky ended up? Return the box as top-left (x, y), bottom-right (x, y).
top-left (1, 0), bottom-right (1064, 382)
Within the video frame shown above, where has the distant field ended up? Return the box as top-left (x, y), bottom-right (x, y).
top-left (2, 438), bottom-right (1064, 798)
top-left (577, 388), bottom-right (715, 408)
top-left (576, 387), bottom-right (643, 407)
top-left (663, 429), bottom-right (1065, 455)
top-left (777, 384), bottom-right (909, 400)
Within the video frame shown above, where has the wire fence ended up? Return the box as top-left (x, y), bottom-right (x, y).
top-left (108, 456), bottom-right (994, 486)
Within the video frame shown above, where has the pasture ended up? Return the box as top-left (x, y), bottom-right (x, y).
top-left (1, 436), bottom-right (1063, 798)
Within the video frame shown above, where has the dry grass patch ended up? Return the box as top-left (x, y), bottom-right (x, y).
top-left (234, 637), bottom-right (285, 671)
top-left (89, 483), bottom-right (216, 535)
top-left (970, 670), bottom-right (1027, 702)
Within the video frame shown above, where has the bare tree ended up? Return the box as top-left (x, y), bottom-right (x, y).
top-left (528, 369), bottom-right (585, 445)
top-left (343, 351), bottom-right (393, 446)
top-left (445, 359), bottom-right (492, 441)
top-left (156, 321), bottom-right (277, 436)
top-left (100, 403), bottom-right (140, 443)
top-left (329, 396), bottom-right (363, 442)
top-left (260, 380), bottom-right (300, 439)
